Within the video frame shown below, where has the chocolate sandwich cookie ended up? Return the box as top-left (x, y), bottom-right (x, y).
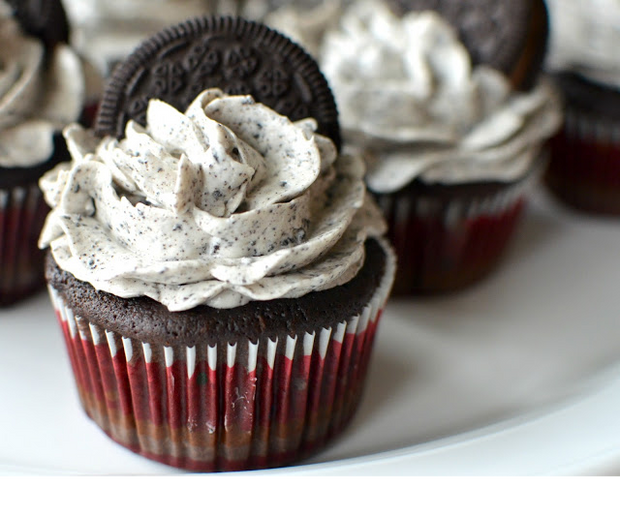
top-left (95, 15), bottom-right (341, 148)
top-left (386, 0), bottom-right (549, 90)
top-left (5, 0), bottom-right (70, 49)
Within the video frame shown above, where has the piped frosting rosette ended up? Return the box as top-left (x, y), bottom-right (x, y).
top-left (0, 0), bottom-right (98, 169)
top-left (320, 1), bottom-right (562, 193)
top-left (39, 88), bottom-right (385, 311)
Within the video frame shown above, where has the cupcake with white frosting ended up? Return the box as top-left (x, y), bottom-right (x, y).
top-left (39, 80), bottom-right (395, 470)
top-left (545, 0), bottom-right (620, 215)
top-left (0, 0), bottom-right (101, 306)
top-left (300, 0), bottom-right (561, 293)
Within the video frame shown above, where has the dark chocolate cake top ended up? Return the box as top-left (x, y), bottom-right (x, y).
top-left (46, 239), bottom-right (388, 349)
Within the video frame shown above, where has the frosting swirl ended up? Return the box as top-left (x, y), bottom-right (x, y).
top-left (39, 88), bottom-right (385, 311)
top-left (319, 1), bottom-right (562, 192)
top-left (63, 0), bottom-right (234, 72)
top-left (264, 0), bottom-right (345, 58)
top-left (546, 0), bottom-right (620, 88)
top-left (0, 1), bottom-right (98, 168)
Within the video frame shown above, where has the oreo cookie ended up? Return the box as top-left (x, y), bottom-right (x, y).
top-left (6, 0), bottom-right (70, 49)
top-left (95, 15), bottom-right (341, 148)
top-left (386, 0), bottom-right (548, 90)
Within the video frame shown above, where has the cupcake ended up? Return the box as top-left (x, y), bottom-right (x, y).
top-left (0, 0), bottom-right (101, 306)
top-left (315, 0), bottom-right (562, 294)
top-left (545, 0), bottom-right (620, 215)
top-left (39, 16), bottom-right (395, 472)
top-left (63, 0), bottom-right (244, 75)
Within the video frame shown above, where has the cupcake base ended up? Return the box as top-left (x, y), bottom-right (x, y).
top-left (45, 238), bottom-right (395, 472)
top-left (0, 183), bottom-right (50, 306)
top-left (0, 133), bottom-right (70, 307)
top-left (545, 72), bottom-right (620, 216)
top-left (375, 174), bottom-right (535, 295)
top-left (546, 114), bottom-right (620, 216)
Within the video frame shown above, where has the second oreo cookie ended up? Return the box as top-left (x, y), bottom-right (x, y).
top-left (95, 15), bottom-right (341, 148)
top-left (6, 0), bottom-right (70, 49)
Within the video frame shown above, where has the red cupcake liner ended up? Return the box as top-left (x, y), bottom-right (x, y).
top-left (376, 176), bottom-right (533, 294)
top-left (46, 242), bottom-right (395, 472)
top-left (546, 107), bottom-right (620, 215)
top-left (0, 183), bottom-right (49, 306)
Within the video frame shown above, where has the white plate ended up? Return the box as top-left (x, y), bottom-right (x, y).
top-left (2, 189), bottom-right (620, 476)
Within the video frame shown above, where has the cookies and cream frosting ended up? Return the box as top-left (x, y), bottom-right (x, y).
top-left (546, 0), bottom-right (620, 88)
top-left (318, 1), bottom-right (562, 192)
top-left (39, 88), bottom-right (385, 311)
top-left (0, 1), bottom-right (99, 168)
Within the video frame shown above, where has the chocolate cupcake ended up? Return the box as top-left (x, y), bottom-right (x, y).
top-left (39, 16), bottom-right (395, 472)
top-left (316, 0), bottom-right (561, 294)
top-left (0, 0), bottom-right (101, 306)
top-left (545, 0), bottom-right (620, 215)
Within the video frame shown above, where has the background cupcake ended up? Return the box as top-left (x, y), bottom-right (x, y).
top-left (278, 0), bottom-right (562, 294)
top-left (39, 16), bottom-right (395, 472)
top-left (545, 0), bottom-right (620, 215)
top-left (0, 0), bottom-right (101, 306)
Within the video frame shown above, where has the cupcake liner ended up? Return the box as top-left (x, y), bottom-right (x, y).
top-left (0, 183), bottom-right (49, 306)
top-left (546, 106), bottom-right (620, 215)
top-left (376, 173), bottom-right (536, 294)
top-left (47, 240), bottom-right (395, 472)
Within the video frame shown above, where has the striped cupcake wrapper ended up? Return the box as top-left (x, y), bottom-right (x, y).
top-left (0, 183), bottom-right (49, 306)
top-left (546, 106), bottom-right (620, 215)
top-left (47, 239), bottom-right (396, 472)
top-left (376, 171), bottom-right (538, 294)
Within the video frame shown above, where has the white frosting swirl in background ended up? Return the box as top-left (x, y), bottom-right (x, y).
top-left (264, 0), bottom-right (346, 58)
top-left (319, 1), bottom-right (562, 193)
top-left (0, 1), bottom-right (99, 168)
top-left (39, 89), bottom-right (385, 311)
top-left (63, 0), bottom-right (242, 73)
top-left (546, 0), bottom-right (620, 88)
